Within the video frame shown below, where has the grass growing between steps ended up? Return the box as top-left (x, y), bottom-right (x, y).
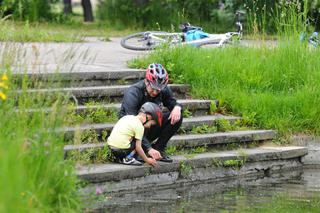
top-left (0, 75), bottom-right (80, 210)
top-left (129, 41), bottom-right (320, 138)
top-left (179, 118), bottom-right (251, 135)
top-left (64, 102), bottom-right (118, 126)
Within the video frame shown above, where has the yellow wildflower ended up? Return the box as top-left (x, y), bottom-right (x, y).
top-left (0, 82), bottom-right (8, 89)
top-left (0, 91), bottom-right (7, 100)
top-left (1, 73), bottom-right (8, 81)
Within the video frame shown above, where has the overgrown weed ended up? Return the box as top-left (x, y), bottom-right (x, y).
top-left (131, 42), bottom-right (320, 136)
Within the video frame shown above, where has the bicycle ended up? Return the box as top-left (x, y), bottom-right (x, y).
top-left (120, 11), bottom-right (245, 51)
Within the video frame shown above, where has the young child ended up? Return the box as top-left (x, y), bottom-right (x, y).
top-left (107, 102), bottom-right (162, 167)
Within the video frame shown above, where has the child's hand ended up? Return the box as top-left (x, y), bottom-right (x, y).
top-left (146, 158), bottom-right (157, 167)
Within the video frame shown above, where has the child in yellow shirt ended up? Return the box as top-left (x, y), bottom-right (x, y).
top-left (107, 102), bottom-right (162, 167)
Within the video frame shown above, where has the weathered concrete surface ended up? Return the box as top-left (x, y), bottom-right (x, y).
top-left (6, 37), bottom-right (145, 73)
top-left (30, 99), bottom-right (212, 116)
top-left (64, 129), bottom-right (276, 157)
top-left (19, 84), bottom-right (189, 103)
top-left (62, 114), bottom-right (242, 139)
top-left (12, 69), bottom-right (145, 79)
top-left (167, 130), bottom-right (276, 147)
top-left (288, 135), bottom-right (320, 166)
top-left (301, 143), bottom-right (320, 165)
top-left (77, 146), bottom-right (307, 193)
top-left (13, 69), bottom-right (145, 87)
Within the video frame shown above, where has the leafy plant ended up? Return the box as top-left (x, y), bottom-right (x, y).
top-left (183, 108), bottom-right (193, 118)
top-left (64, 101), bottom-right (118, 126)
top-left (190, 124), bottom-right (217, 134)
top-left (0, 67), bottom-right (80, 211)
top-left (216, 118), bottom-right (234, 132)
top-left (179, 161), bottom-right (193, 176)
top-left (166, 145), bottom-right (207, 157)
top-left (68, 145), bottom-right (112, 164)
top-left (223, 159), bottom-right (245, 168)
top-left (0, 0), bottom-right (61, 21)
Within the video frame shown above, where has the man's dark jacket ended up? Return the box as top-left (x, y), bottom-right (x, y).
top-left (119, 80), bottom-right (182, 150)
top-left (119, 80), bottom-right (182, 117)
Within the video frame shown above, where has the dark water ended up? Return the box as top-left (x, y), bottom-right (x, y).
top-left (91, 168), bottom-right (320, 213)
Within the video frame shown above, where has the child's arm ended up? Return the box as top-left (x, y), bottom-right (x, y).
top-left (135, 139), bottom-right (157, 167)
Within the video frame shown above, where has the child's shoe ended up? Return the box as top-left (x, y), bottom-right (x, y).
top-left (122, 157), bottom-right (143, 166)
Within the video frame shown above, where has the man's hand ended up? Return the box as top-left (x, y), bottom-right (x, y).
top-left (168, 105), bottom-right (181, 125)
top-left (146, 158), bottom-right (157, 167)
top-left (148, 148), bottom-right (162, 160)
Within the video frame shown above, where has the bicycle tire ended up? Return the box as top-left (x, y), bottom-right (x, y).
top-left (120, 31), bottom-right (167, 51)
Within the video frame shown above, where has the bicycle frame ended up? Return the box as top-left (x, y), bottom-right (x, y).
top-left (120, 11), bottom-right (244, 50)
top-left (143, 31), bottom-right (241, 48)
top-left (142, 11), bottom-right (243, 48)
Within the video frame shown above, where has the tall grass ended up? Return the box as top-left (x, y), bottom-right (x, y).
top-left (97, 0), bottom-right (237, 33)
top-left (0, 44), bottom-right (80, 211)
top-left (130, 42), bottom-right (320, 136)
top-left (0, 19), bottom-right (140, 42)
top-left (129, 0), bottom-right (319, 136)
top-left (0, 0), bottom-right (58, 22)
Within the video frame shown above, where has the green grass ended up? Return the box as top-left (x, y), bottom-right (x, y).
top-left (0, 73), bottom-right (80, 212)
top-left (0, 20), bottom-right (138, 42)
top-left (64, 102), bottom-right (118, 126)
top-left (0, 41), bottom-right (81, 211)
top-left (129, 40), bottom-right (320, 137)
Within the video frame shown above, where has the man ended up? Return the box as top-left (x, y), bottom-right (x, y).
top-left (119, 63), bottom-right (183, 162)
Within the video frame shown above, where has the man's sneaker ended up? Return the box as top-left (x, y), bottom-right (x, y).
top-left (122, 157), bottom-right (143, 166)
top-left (135, 155), bottom-right (145, 163)
top-left (159, 153), bottom-right (173, 163)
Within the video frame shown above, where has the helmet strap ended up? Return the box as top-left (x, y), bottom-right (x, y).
top-left (143, 114), bottom-right (149, 125)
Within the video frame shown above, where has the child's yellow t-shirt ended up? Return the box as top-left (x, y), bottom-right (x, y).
top-left (107, 115), bottom-right (144, 149)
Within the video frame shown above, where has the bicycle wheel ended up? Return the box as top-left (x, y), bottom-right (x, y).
top-left (120, 31), bottom-right (167, 51)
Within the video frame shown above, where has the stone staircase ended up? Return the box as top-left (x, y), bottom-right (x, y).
top-left (14, 69), bottom-right (307, 195)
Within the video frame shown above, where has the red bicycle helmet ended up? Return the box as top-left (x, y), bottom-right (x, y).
top-left (140, 102), bottom-right (163, 127)
top-left (145, 63), bottom-right (168, 90)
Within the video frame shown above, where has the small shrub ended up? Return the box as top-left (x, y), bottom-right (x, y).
top-left (191, 124), bottom-right (217, 134)
top-left (183, 108), bottom-right (193, 118)
top-left (179, 161), bottom-right (193, 176)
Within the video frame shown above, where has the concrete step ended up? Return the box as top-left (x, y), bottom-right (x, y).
top-left (62, 114), bottom-right (241, 140)
top-left (18, 84), bottom-right (189, 104)
top-left (77, 146), bottom-right (307, 193)
top-left (73, 99), bottom-right (212, 116)
top-left (64, 129), bottom-right (276, 157)
top-left (12, 69), bottom-right (145, 87)
top-left (27, 99), bottom-right (213, 117)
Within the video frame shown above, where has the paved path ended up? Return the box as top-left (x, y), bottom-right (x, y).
top-left (4, 37), bottom-right (145, 73)
top-left (3, 38), bottom-right (277, 74)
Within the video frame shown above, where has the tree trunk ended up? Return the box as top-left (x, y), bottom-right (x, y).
top-left (63, 0), bottom-right (72, 15)
top-left (81, 0), bottom-right (94, 22)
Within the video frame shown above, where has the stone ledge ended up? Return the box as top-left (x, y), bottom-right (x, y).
top-left (77, 146), bottom-right (306, 184)
top-left (64, 130), bottom-right (276, 157)
top-left (27, 99), bottom-right (213, 116)
top-left (17, 84), bottom-right (189, 102)
top-left (62, 114), bottom-right (242, 139)
top-left (12, 69), bottom-right (145, 81)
